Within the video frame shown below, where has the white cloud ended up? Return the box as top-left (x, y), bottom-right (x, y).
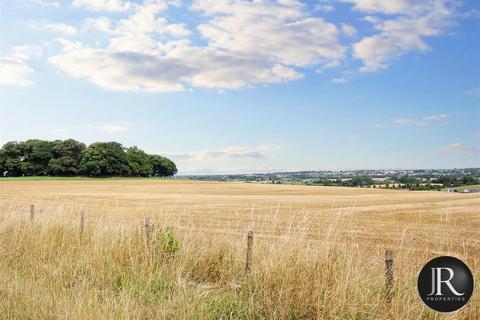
top-left (38, 0), bottom-right (460, 91)
top-left (50, 0), bottom-right (345, 92)
top-left (114, 1), bottom-right (179, 36)
top-left (49, 39), bottom-right (302, 92)
top-left (315, 4), bottom-right (335, 13)
top-left (104, 1), bottom-right (189, 53)
top-left (258, 144), bottom-right (282, 152)
top-left (54, 121), bottom-right (130, 135)
top-left (72, 0), bottom-right (132, 12)
top-left (31, 0), bottom-right (60, 7)
top-left (462, 8), bottom-right (480, 19)
top-left (341, 23), bottom-right (357, 37)
top-left (0, 57), bottom-right (34, 86)
top-left (49, 40), bottom-right (185, 92)
top-left (343, 0), bottom-right (434, 15)
top-left (96, 121), bottom-right (130, 133)
top-left (36, 23), bottom-right (78, 35)
top-left (166, 144), bottom-right (281, 161)
top-left (423, 114), bottom-right (448, 122)
top-left (393, 114), bottom-right (448, 127)
top-left (11, 45), bottom-right (44, 60)
top-left (191, 0), bottom-right (305, 18)
top-left (82, 17), bottom-right (115, 33)
top-left (351, 0), bottom-right (453, 72)
top-left (465, 87), bottom-right (480, 96)
top-left (440, 143), bottom-right (480, 154)
top-left (330, 70), bottom-right (355, 84)
top-left (331, 77), bottom-right (348, 84)
top-left (393, 118), bottom-right (429, 127)
top-left (194, 0), bottom-right (345, 67)
top-left (83, 12), bottom-right (189, 61)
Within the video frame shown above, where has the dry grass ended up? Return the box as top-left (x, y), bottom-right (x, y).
top-left (0, 179), bottom-right (479, 319)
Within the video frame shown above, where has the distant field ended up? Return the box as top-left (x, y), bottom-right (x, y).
top-left (0, 180), bottom-right (479, 319)
top-left (454, 184), bottom-right (480, 190)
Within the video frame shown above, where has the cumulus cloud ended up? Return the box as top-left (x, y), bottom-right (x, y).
top-left (34, 23), bottom-right (78, 35)
top-left (315, 4), bottom-right (335, 13)
top-left (343, 0), bottom-right (434, 15)
top-left (82, 17), bottom-right (115, 33)
top-left (194, 0), bottom-right (345, 67)
top-left (31, 0), bottom-right (60, 7)
top-left (49, 40), bottom-right (301, 91)
top-left (440, 143), bottom-right (480, 154)
top-left (393, 114), bottom-right (448, 127)
top-left (101, 2), bottom-right (190, 53)
top-left (340, 23), bottom-right (357, 38)
top-left (166, 145), bottom-right (281, 161)
top-left (46, 0), bottom-right (345, 91)
top-left (11, 45), bottom-right (44, 60)
top-left (19, 0), bottom-right (460, 91)
top-left (72, 0), bottom-right (132, 12)
top-left (114, 1), bottom-right (186, 37)
top-left (351, 0), bottom-right (453, 72)
top-left (0, 57), bottom-right (34, 86)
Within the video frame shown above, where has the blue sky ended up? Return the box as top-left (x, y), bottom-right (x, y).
top-left (1, 0), bottom-right (479, 174)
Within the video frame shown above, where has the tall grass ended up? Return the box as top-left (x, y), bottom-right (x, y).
top-left (0, 204), bottom-right (478, 320)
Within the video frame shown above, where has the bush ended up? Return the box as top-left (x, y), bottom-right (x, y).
top-left (163, 226), bottom-right (180, 254)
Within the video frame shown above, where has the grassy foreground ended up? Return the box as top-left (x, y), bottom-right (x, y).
top-left (0, 180), bottom-right (478, 319)
top-left (0, 214), bottom-right (478, 319)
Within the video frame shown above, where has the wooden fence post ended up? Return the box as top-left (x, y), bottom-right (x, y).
top-left (30, 204), bottom-right (34, 222)
top-left (80, 211), bottom-right (85, 235)
top-left (385, 249), bottom-right (394, 301)
top-left (144, 217), bottom-right (152, 240)
top-left (245, 231), bottom-right (254, 275)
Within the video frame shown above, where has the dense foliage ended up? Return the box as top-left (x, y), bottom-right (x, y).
top-left (0, 139), bottom-right (177, 177)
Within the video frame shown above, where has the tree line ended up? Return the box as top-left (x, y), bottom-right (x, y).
top-left (0, 139), bottom-right (177, 177)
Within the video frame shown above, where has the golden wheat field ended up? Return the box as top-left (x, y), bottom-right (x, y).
top-left (0, 179), bottom-right (479, 319)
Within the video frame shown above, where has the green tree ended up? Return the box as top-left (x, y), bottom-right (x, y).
top-left (436, 175), bottom-right (457, 187)
top-left (48, 157), bottom-right (81, 176)
top-left (48, 139), bottom-right (86, 176)
top-left (1, 139), bottom-right (176, 178)
top-left (351, 176), bottom-right (374, 187)
top-left (125, 146), bottom-right (153, 177)
top-left (80, 142), bottom-right (129, 177)
top-left (0, 141), bottom-right (29, 176)
top-left (461, 175), bottom-right (477, 185)
top-left (23, 139), bottom-right (53, 175)
top-left (149, 155), bottom-right (177, 177)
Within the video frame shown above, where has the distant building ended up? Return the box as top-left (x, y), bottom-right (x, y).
top-left (459, 188), bottom-right (480, 193)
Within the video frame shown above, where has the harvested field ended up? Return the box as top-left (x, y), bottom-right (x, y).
top-left (0, 179), bottom-right (479, 319)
